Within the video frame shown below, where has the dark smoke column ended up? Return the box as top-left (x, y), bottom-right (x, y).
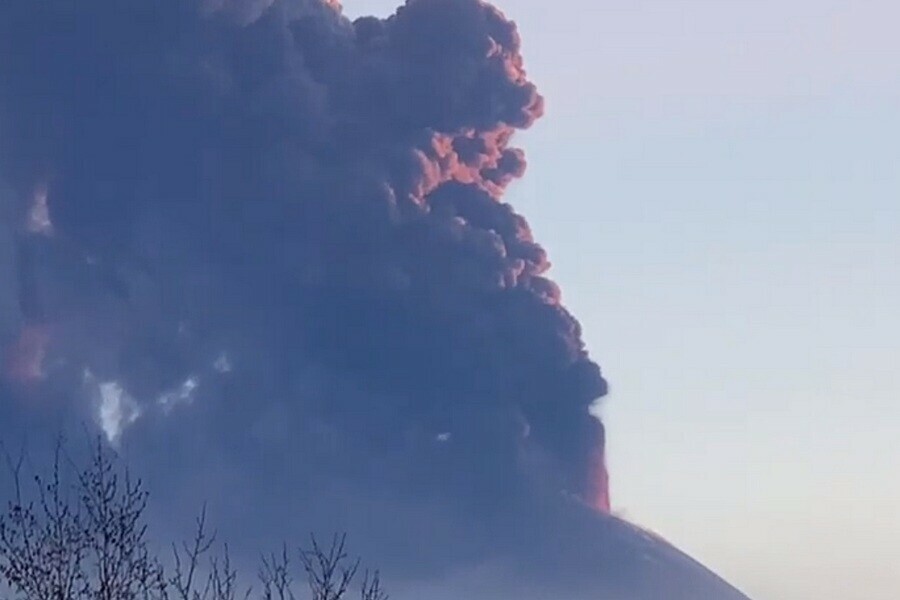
top-left (311, 0), bottom-right (612, 511)
top-left (0, 0), bottom-right (611, 511)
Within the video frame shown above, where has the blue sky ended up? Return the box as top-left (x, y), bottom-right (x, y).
top-left (343, 2), bottom-right (900, 598)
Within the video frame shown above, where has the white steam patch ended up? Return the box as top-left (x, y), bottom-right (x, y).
top-left (83, 369), bottom-right (203, 445)
top-left (158, 376), bottom-right (200, 413)
top-left (84, 369), bottom-right (142, 445)
top-left (436, 432), bottom-right (452, 443)
top-left (26, 183), bottom-right (53, 236)
top-left (213, 352), bottom-right (232, 374)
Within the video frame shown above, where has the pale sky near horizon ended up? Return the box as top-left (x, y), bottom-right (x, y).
top-left (346, 2), bottom-right (900, 598)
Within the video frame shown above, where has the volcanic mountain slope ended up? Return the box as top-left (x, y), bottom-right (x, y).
top-left (574, 514), bottom-right (750, 600)
top-left (393, 498), bottom-right (751, 600)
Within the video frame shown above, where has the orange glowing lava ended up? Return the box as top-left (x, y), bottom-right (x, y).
top-left (587, 451), bottom-right (611, 513)
top-left (4, 324), bottom-right (50, 385)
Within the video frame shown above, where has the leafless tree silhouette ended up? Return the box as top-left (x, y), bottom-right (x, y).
top-left (0, 440), bottom-right (166, 600)
top-left (0, 441), bottom-right (387, 600)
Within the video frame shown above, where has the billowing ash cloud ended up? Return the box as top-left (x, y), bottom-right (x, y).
top-left (0, 0), bottom-right (608, 506)
top-left (0, 0), bottom-right (740, 597)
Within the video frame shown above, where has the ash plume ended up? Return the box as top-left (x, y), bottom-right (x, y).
top-left (0, 0), bottom-right (649, 595)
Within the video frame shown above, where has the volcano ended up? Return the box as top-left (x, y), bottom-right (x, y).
top-left (0, 1), bottom-right (752, 597)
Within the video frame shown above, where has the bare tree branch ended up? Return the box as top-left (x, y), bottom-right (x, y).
top-left (258, 545), bottom-right (294, 600)
top-left (360, 571), bottom-right (388, 600)
top-left (299, 535), bottom-right (359, 600)
top-left (0, 440), bottom-right (387, 600)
